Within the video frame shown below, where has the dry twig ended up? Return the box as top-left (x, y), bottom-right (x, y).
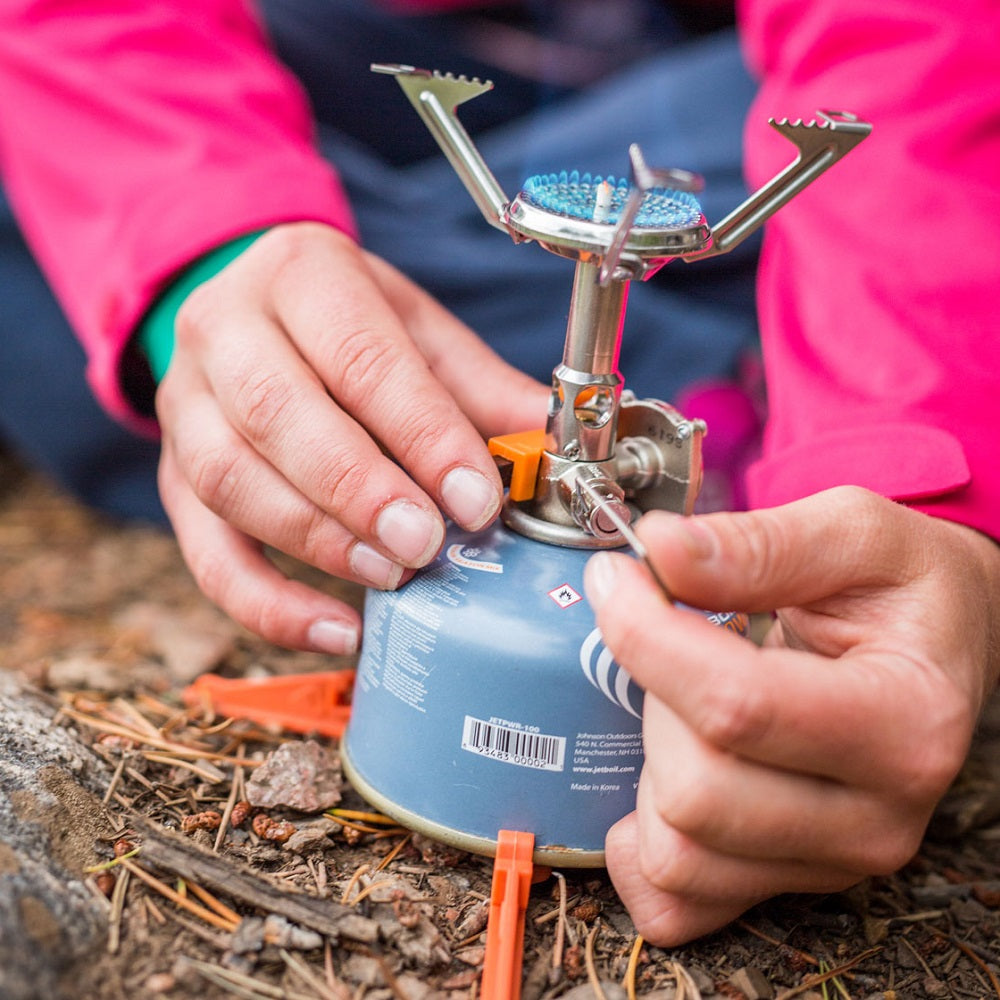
top-left (928, 929), bottom-right (1000, 1000)
top-left (107, 866), bottom-right (130, 955)
top-left (281, 949), bottom-right (350, 1000)
top-left (551, 871), bottom-right (567, 973)
top-left (214, 743), bottom-right (246, 851)
top-left (774, 948), bottom-right (881, 1000)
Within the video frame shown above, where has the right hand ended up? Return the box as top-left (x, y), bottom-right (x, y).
top-left (584, 488), bottom-right (1000, 945)
top-left (154, 222), bottom-right (548, 654)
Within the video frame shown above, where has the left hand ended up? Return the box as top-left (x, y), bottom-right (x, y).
top-left (583, 486), bottom-right (1000, 945)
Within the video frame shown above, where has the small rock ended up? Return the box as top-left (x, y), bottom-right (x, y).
top-left (47, 654), bottom-right (157, 694)
top-left (144, 972), bottom-right (176, 994)
top-left (115, 601), bottom-right (239, 682)
top-left (454, 945), bottom-right (485, 967)
top-left (688, 966), bottom-right (716, 995)
top-left (440, 969), bottom-right (479, 990)
top-left (230, 916), bottom-right (266, 954)
top-left (342, 953), bottom-right (383, 987)
top-left (894, 938), bottom-right (925, 969)
top-left (282, 820), bottom-right (332, 854)
top-left (221, 951), bottom-right (257, 975)
top-left (245, 740), bottom-right (342, 812)
top-left (356, 873), bottom-right (410, 903)
top-left (728, 966), bottom-right (775, 1000)
top-left (862, 915), bottom-right (890, 945)
top-left (262, 914), bottom-right (323, 951)
top-left (454, 899), bottom-right (489, 940)
top-left (394, 974), bottom-right (435, 999)
top-left (950, 895), bottom-right (989, 926)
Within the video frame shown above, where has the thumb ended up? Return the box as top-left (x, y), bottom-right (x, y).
top-left (637, 485), bottom-right (922, 613)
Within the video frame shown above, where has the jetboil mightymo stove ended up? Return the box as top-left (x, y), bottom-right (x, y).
top-left (340, 65), bottom-right (871, 866)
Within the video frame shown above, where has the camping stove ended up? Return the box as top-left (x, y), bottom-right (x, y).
top-left (341, 65), bottom-right (871, 866)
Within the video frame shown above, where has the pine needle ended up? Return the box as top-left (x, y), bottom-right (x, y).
top-left (119, 858), bottom-right (239, 933)
top-left (585, 922), bottom-right (608, 1000)
top-left (624, 934), bottom-right (644, 1000)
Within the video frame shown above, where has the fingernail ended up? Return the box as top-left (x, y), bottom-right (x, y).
top-left (583, 551), bottom-right (622, 611)
top-left (375, 501), bottom-right (444, 566)
top-left (308, 619), bottom-right (360, 657)
top-left (349, 541), bottom-right (405, 589)
top-left (440, 466), bottom-right (501, 531)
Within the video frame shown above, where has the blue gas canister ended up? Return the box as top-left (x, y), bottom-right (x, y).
top-left (342, 522), bottom-right (747, 866)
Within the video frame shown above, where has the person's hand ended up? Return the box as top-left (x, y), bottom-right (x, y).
top-left (582, 486), bottom-right (1000, 945)
top-left (155, 222), bottom-right (548, 653)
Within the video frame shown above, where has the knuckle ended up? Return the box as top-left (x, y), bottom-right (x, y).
top-left (174, 281), bottom-right (222, 350)
top-left (231, 369), bottom-right (300, 444)
top-left (308, 447), bottom-right (373, 516)
top-left (186, 545), bottom-right (233, 610)
top-left (893, 683), bottom-right (974, 800)
top-left (261, 220), bottom-right (329, 271)
top-left (638, 831), bottom-right (699, 898)
top-left (387, 408), bottom-right (453, 465)
top-left (188, 443), bottom-right (245, 515)
top-left (827, 483), bottom-right (879, 509)
top-left (696, 681), bottom-right (773, 750)
top-left (899, 732), bottom-right (969, 804)
top-left (330, 324), bottom-right (397, 386)
top-left (729, 510), bottom-right (787, 593)
top-left (865, 826), bottom-right (923, 875)
top-left (823, 486), bottom-right (901, 565)
top-left (649, 764), bottom-right (717, 840)
top-left (285, 503), bottom-right (342, 569)
top-left (246, 591), bottom-right (295, 645)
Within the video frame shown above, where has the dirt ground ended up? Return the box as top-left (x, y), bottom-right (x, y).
top-left (4, 447), bottom-right (1000, 1000)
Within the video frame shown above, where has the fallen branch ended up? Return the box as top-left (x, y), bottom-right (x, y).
top-left (131, 816), bottom-right (379, 943)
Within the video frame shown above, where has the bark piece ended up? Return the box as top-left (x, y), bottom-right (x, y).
top-left (0, 672), bottom-right (111, 1000)
top-left (132, 817), bottom-right (378, 943)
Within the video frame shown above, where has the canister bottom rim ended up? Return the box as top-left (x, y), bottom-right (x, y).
top-left (341, 738), bottom-right (607, 869)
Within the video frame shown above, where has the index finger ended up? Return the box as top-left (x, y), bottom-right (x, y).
top-left (268, 227), bottom-right (510, 527)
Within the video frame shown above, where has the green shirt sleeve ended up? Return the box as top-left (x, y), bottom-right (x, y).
top-left (137, 229), bottom-right (268, 382)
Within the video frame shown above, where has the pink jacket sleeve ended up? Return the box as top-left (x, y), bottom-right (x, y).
top-left (0, 1), bottom-right (356, 433)
top-left (739, 0), bottom-right (1000, 540)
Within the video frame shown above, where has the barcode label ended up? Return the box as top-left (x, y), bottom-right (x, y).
top-left (461, 715), bottom-right (566, 772)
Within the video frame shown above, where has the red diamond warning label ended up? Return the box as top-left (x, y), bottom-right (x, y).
top-left (548, 583), bottom-right (583, 608)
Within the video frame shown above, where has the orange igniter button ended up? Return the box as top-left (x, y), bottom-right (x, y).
top-left (488, 429), bottom-right (546, 502)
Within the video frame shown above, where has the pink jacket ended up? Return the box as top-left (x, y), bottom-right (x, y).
top-left (741, 0), bottom-right (1000, 540)
top-left (1, 1), bottom-right (998, 538)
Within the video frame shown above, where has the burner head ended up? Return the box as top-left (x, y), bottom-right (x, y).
top-left (521, 171), bottom-right (703, 229)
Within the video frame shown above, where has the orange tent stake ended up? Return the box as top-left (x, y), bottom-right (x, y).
top-left (481, 830), bottom-right (535, 1000)
top-left (182, 670), bottom-right (355, 738)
